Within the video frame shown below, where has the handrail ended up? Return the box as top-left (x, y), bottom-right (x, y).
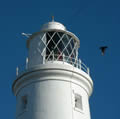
top-left (45, 54), bottom-right (89, 74)
top-left (16, 55), bottom-right (90, 76)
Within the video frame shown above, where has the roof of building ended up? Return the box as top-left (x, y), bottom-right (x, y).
top-left (40, 21), bottom-right (66, 31)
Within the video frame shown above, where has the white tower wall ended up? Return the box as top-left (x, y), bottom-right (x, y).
top-left (13, 64), bottom-right (93, 119)
top-left (13, 21), bottom-right (93, 119)
top-left (28, 33), bottom-right (46, 68)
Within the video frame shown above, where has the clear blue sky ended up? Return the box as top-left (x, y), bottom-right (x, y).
top-left (0, 0), bottom-right (120, 119)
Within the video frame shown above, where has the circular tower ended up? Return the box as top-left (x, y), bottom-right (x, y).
top-left (12, 20), bottom-right (93, 119)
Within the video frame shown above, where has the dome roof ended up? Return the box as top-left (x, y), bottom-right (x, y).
top-left (40, 21), bottom-right (66, 31)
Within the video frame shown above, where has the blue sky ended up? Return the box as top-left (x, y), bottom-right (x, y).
top-left (0, 0), bottom-right (120, 119)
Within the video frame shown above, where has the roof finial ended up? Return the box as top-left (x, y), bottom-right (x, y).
top-left (52, 16), bottom-right (54, 22)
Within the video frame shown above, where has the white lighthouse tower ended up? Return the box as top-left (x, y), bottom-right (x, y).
top-left (12, 19), bottom-right (93, 119)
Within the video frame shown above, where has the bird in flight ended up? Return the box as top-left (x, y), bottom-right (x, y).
top-left (99, 46), bottom-right (108, 55)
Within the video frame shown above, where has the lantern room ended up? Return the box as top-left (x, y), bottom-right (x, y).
top-left (27, 21), bottom-right (80, 69)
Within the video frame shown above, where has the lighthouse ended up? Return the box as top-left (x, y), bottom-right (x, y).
top-left (12, 19), bottom-right (93, 119)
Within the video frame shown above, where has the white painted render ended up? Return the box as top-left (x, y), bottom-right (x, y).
top-left (13, 21), bottom-right (93, 119)
top-left (13, 63), bottom-right (93, 119)
top-left (28, 32), bottom-right (46, 68)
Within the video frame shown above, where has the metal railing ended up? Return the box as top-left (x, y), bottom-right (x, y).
top-left (16, 55), bottom-right (90, 76)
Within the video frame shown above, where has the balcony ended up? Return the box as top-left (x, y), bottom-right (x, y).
top-left (16, 55), bottom-right (90, 77)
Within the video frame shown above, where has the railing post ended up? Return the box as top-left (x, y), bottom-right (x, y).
top-left (79, 59), bottom-right (81, 69)
top-left (16, 67), bottom-right (19, 76)
top-left (26, 57), bottom-right (28, 69)
top-left (87, 68), bottom-right (90, 75)
top-left (75, 58), bottom-right (78, 68)
top-left (53, 52), bottom-right (54, 61)
top-left (63, 54), bottom-right (65, 64)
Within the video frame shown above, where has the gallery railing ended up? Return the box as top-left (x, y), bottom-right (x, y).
top-left (16, 55), bottom-right (90, 76)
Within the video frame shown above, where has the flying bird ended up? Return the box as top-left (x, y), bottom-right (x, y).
top-left (99, 46), bottom-right (108, 55)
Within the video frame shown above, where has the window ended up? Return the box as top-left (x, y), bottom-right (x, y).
top-left (21, 95), bottom-right (28, 110)
top-left (45, 31), bottom-right (77, 62)
top-left (75, 94), bottom-right (83, 110)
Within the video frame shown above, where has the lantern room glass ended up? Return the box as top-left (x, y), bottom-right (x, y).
top-left (44, 31), bottom-right (78, 64)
